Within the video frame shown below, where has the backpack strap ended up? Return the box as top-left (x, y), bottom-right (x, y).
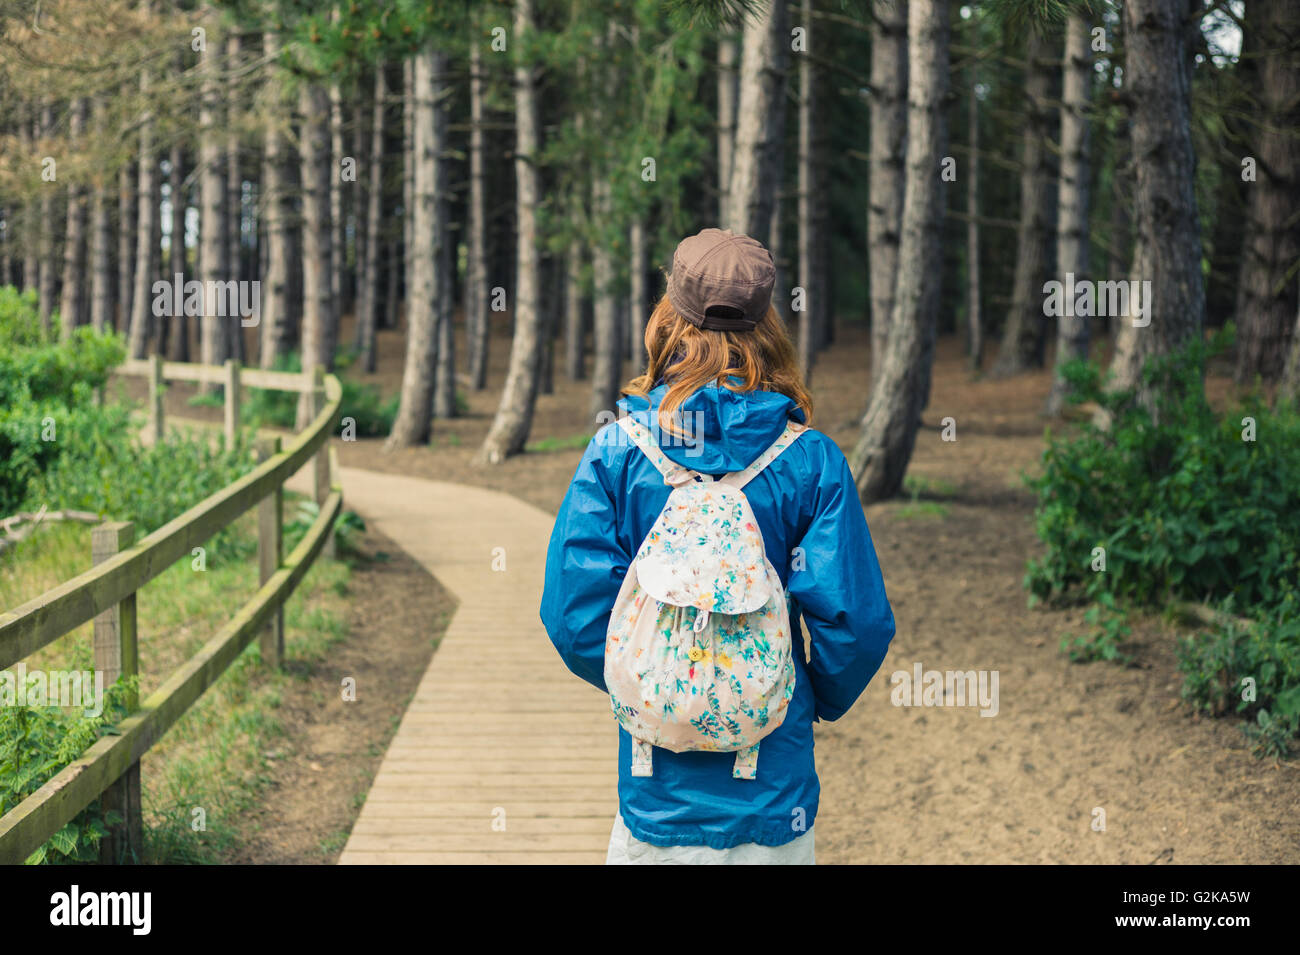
top-left (617, 416), bottom-right (714, 486)
top-left (718, 422), bottom-right (808, 490)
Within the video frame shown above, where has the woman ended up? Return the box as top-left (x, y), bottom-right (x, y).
top-left (541, 228), bottom-right (895, 864)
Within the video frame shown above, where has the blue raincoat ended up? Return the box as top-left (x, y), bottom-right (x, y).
top-left (540, 383), bottom-right (895, 849)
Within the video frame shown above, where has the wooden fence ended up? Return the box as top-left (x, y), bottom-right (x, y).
top-left (0, 360), bottom-right (343, 864)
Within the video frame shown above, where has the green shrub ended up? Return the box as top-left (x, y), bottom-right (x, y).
top-left (0, 325), bottom-right (124, 408)
top-left (1177, 607), bottom-right (1300, 758)
top-left (0, 325), bottom-right (127, 514)
top-left (1059, 593), bottom-right (1134, 665)
top-left (1026, 331), bottom-right (1300, 612)
top-left (30, 426), bottom-right (258, 562)
top-left (285, 499), bottom-right (365, 555)
top-left (0, 286), bottom-right (49, 347)
top-left (0, 304), bottom-right (255, 557)
top-left (241, 351), bottom-right (397, 437)
top-left (1025, 329), bottom-right (1300, 753)
top-left (0, 676), bottom-right (136, 863)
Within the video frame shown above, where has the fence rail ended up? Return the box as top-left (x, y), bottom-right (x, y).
top-left (0, 360), bottom-right (342, 864)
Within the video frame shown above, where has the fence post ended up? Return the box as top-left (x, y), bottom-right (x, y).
top-left (310, 366), bottom-right (336, 559)
top-left (256, 435), bottom-right (284, 668)
top-left (92, 521), bottom-right (143, 864)
top-left (148, 354), bottom-right (164, 445)
top-left (224, 359), bottom-right (240, 445)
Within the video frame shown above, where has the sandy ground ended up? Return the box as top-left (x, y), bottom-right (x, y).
top-left (228, 525), bottom-right (456, 864)
top-left (119, 311), bottom-right (1300, 864)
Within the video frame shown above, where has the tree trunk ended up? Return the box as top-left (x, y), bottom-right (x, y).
top-left (467, 39), bottom-right (490, 389)
top-left (1045, 15), bottom-right (1094, 415)
top-left (564, 240), bottom-right (585, 379)
top-left (993, 27), bottom-right (1056, 376)
top-left (1279, 281), bottom-right (1300, 405)
top-left (725, 0), bottom-right (789, 244)
top-left (433, 132), bottom-right (456, 420)
top-left (329, 77), bottom-right (345, 327)
top-left (769, 190), bottom-right (784, 306)
top-left (357, 63), bottom-right (386, 373)
top-left (1233, 0), bottom-right (1300, 383)
top-left (384, 236), bottom-right (400, 333)
top-left (59, 99), bottom-right (89, 340)
top-left (479, 0), bottom-right (544, 464)
top-left (38, 104), bottom-right (58, 335)
top-left (198, 20), bottom-right (227, 383)
top-left (350, 108), bottom-right (365, 340)
top-left (167, 144), bottom-right (188, 360)
top-left (299, 81), bottom-right (338, 422)
top-left (387, 51), bottom-right (447, 447)
top-left (796, 0), bottom-right (816, 382)
top-left (966, 68), bottom-right (981, 371)
top-left (868, 0), bottom-right (907, 388)
top-left (1106, 117), bottom-right (1131, 347)
top-left (0, 207), bottom-right (9, 288)
top-left (259, 33), bottom-right (292, 369)
top-left (285, 155), bottom-right (304, 350)
top-left (588, 179), bottom-right (619, 422)
top-left (717, 34), bottom-right (739, 220)
top-left (539, 253), bottom-right (558, 395)
top-left (225, 35), bottom-right (245, 364)
top-left (1108, 0), bottom-right (1206, 409)
top-left (21, 110), bottom-right (39, 293)
top-left (89, 103), bottom-right (114, 333)
top-left (850, 0), bottom-right (950, 502)
top-left (402, 59), bottom-right (415, 332)
top-left (629, 217), bottom-right (646, 368)
top-left (128, 69), bottom-right (159, 360)
top-left (812, 62), bottom-right (832, 352)
top-left (117, 158), bottom-right (136, 333)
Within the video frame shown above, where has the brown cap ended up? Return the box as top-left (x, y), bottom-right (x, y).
top-left (666, 228), bottom-right (775, 332)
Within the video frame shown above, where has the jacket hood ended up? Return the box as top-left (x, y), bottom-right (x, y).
top-left (617, 382), bottom-right (805, 473)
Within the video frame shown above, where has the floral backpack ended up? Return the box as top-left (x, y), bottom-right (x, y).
top-left (604, 414), bottom-right (805, 780)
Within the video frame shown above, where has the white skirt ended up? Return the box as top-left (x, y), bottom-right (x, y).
top-left (605, 813), bottom-right (815, 865)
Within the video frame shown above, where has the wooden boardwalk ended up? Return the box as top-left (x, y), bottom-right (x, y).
top-left (329, 467), bottom-right (616, 864)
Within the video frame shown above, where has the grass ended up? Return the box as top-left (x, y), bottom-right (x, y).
top-left (896, 474), bottom-right (956, 520)
top-left (526, 432), bottom-right (595, 453)
top-left (0, 496), bottom-right (352, 863)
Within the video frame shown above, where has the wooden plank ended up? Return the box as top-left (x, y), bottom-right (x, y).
top-left (349, 817), bottom-right (614, 835)
top-left (91, 521), bottom-right (142, 864)
top-left (223, 359), bottom-right (240, 445)
top-left (338, 851), bottom-right (605, 865)
top-left (120, 360), bottom-right (311, 394)
top-left (375, 762), bottom-right (612, 775)
top-left (352, 801), bottom-right (616, 816)
top-left (360, 787), bottom-right (613, 802)
top-left (336, 464), bottom-right (618, 864)
top-left (147, 354), bottom-right (164, 444)
top-left (256, 436), bottom-right (284, 668)
top-left (0, 374), bottom-right (341, 668)
top-left (343, 833), bottom-right (611, 852)
top-left (91, 522), bottom-right (137, 707)
top-left (383, 744), bottom-right (615, 756)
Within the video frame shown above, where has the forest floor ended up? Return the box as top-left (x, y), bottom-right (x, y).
top-left (128, 313), bottom-right (1300, 863)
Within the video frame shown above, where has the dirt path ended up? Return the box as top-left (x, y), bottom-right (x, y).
top-left (228, 523), bottom-right (455, 864)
